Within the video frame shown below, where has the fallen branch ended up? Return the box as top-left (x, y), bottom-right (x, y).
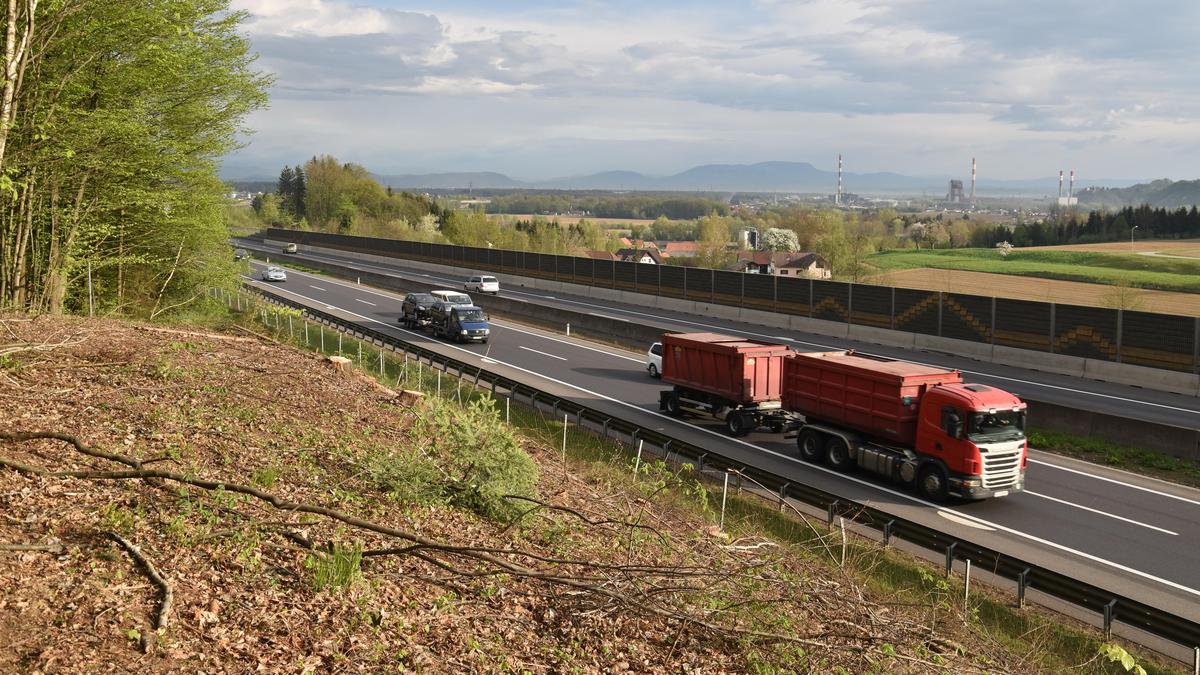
top-left (107, 532), bottom-right (173, 631)
top-left (136, 326), bottom-right (257, 343)
top-left (0, 542), bottom-right (64, 553)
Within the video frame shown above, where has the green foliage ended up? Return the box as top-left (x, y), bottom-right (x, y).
top-left (415, 396), bottom-right (539, 520)
top-left (0, 0), bottom-right (271, 317)
top-left (305, 541), bottom-right (363, 591)
top-left (363, 447), bottom-right (447, 506)
top-left (1099, 643), bottom-right (1147, 675)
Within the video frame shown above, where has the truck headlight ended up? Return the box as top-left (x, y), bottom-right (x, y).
top-left (460, 329), bottom-right (468, 335)
top-left (482, 328), bottom-right (490, 334)
top-left (963, 478), bottom-right (981, 488)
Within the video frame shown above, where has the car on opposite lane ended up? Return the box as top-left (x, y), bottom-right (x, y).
top-left (646, 342), bottom-right (663, 378)
top-left (260, 266), bottom-right (287, 282)
top-left (464, 275), bottom-right (500, 294)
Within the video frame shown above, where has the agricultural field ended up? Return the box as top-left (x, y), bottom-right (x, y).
top-left (868, 247), bottom-right (1200, 295)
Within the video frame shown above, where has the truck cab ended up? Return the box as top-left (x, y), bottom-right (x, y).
top-left (914, 383), bottom-right (1026, 500)
top-left (429, 302), bottom-right (490, 343)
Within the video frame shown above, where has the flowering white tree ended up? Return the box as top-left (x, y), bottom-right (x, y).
top-left (995, 241), bottom-right (1014, 257)
top-left (761, 227), bottom-right (800, 252)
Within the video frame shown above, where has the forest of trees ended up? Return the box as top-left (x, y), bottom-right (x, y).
top-left (970, 205), bottom-right (1200, 248)
top-left (0, 1), bottom-right (269, 316)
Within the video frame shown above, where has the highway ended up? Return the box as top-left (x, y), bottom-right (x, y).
top-left (239, 239), bottom-right (1200, 430)
top-left (244, 258), bottom-right (1200, 630)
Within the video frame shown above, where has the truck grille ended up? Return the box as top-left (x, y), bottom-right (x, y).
top-left (980, 444), bottom-right (1023, 489)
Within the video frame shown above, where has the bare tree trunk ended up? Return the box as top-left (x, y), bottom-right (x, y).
top-left (0, 0), bottom-right (36, 171)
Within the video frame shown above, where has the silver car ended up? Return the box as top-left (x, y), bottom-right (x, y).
top-left (261, 266), bottom-right (287, 282)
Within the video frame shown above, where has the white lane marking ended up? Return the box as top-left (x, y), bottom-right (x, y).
top-left (519, 346), bottom-right (566, 361)
top-left (252, 249), bottom-right (1200, 417)
top-left (252, 279), bottom-right (1200, 601)
top-left (481, 358), bottom-right (498, 364)
top-left (589, 312), bottom-right (629, 322)
top-left (1024, 490), bottom-right (1178, 536)
top-left (309, 285), bottom-right (326, 291)
top-left (355, 298), bottom-right (376, 306)
top-left (491, 321), bottom-right (644, 364)
top-left (937, 511), bottom-right (995, 531)
top-left (1029, 458), bottom-right (1200, 508)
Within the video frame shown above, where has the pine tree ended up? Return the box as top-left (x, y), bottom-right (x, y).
top-left (292, 165), bottom-right (306, 218)
top-left (277, 166), bottom-right (296, 216)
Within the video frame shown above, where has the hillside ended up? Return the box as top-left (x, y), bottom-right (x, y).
top-left (0, 313), bottom-right (1173, 673)
top-left (1079, 179), bottom-right (1200, 209)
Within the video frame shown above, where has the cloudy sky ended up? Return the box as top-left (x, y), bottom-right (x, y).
top-left (224, 0), bottom-right (1200, 182)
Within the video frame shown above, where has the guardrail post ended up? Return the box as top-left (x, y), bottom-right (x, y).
top-left (566, 322), bottom-right (570, 336)
top-left (696, 453), bottom-right (707, 473)
top-left (883, 520), bottom-right (895, 547)
top-left (827, 500), bottom-right (836, 528)
top-left (1103, 599), bottom-right (1117, 639)
top-left (944, 542), bottom-right (957, 576)
top-left (1192, 646), bottom-right (1198, 675)
top-left (1018, 568), bottom-right (1029, 608)
top-left (602, 418), bottom-right (611, 438)
top-left (778, 482), bottom-right (789, 512)
top-left (662, 440), bottom-right (671, 464)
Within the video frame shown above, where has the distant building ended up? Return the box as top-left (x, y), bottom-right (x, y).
top-left (615, 248), bottom-right (663, 264)
top-left (947, 180), bottom-right (964, 203)
top-left (583, 249), bottom-right (618, 261)
top-left (660, 241), bottom-right (699, 258)
top-left (732, 251), bottom-right (830, 278)
top-left (737, 227), bottom-right (759, 250)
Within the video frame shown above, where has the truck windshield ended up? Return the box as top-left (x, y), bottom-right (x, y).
top-left (968, 410), bottom-right (1025, 442)
top-left (456, 309), bottom-right (485, 323)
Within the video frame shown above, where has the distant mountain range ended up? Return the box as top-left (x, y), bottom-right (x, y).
top-left (1078, 179), bottom-right (1200, 209)
top-left (369, 161), bottom-right (1140, 196)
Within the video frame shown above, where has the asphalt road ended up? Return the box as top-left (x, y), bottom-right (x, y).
top-left (244, 259), bottom-right (1200, 628)
top-left (239, 240), bottom-right (1200, 430)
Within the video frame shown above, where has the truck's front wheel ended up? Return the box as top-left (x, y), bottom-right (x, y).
top-left (916, 464), bottom-right (949, 502)
top-left (824, 437), bottom-right (854, 472)
top-left (798, 429), bottom-right (824, 463)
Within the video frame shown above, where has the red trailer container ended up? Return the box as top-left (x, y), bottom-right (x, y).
top-left (782, 350), bottom-right (963, 445)
top-left (662, 332), bottom-right (791, 404)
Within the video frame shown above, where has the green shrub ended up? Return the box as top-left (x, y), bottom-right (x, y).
top-left (306, 541), bottom-right (363, 591)
top-left (416, 395), bottom-right (539, 519)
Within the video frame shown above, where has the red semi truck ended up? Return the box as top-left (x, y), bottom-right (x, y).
top-left (658, 333), bottom-right (1027, 501)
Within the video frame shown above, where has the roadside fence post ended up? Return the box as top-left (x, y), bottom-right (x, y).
top-left (437, 370), bottom-right (442, 398)
top-left (505, 395), bottom-right (510, 424)
top-left (720, 471), bottom-right (729, 530)
top-left (304, 319), bottom-right (309, 345)
top-left (288, 314), bottom-right (293, 339)
top-left (839, 517), bottom-right (847, 567)
top-left (337, 331), bottom-right (342, 354)
top-left (634, 439), bottom-right (644, 475)
top-left (561, 413), bottom-right (568, 479)
top-left (357, 339), bottom-right (362, 365)
top-left (379, 348), bottom-right (384, 376)
top-left (320, 325), bottom-right (325, 352)
top-left (566, 323), bottom-right (570, 336)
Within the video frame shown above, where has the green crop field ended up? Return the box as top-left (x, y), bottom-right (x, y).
top-left (868, 248), bottom-right (1200, 293)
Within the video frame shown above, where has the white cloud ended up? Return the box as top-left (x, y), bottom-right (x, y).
top-left (225, 0), bottom-right (1200, 180)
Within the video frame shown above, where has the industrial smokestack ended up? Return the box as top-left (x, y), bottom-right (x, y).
top-left (1059, 170), bottom-right (1064, 198)
top-left (1069, 170), bottom-right (1075, 200)
top-left (837, 154), bottom-right (843, 205)
top-left (970, 157), bottom-right (976, 207)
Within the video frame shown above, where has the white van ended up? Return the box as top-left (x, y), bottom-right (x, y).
top-left (429, 290), bottom-right (473, 306)
top-left (464, 275), bottom-right (500, 294)
top-left (282, 243), bottom-right (297, 254)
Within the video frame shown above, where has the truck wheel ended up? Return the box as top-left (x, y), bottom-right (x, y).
top-left (916, 465), bottom-right (949, 502)
top-left (725, 412), bottom-right (752, 437)
top-left (798, 430), bottom-right (824, 463)
top-left (824, 437), bottom-right (854, 472)
top-left (664, 392), bottom-right (682, 417)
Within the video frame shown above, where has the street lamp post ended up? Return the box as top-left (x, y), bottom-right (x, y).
top-left (1131, 224), bottom-right (1139, 249)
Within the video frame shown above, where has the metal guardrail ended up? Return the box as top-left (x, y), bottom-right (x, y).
top-left (244, 284), bottom-right (1200, 659)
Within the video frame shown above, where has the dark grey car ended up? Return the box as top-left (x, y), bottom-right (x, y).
top-left (400, 292), bottom-right (436, 327)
